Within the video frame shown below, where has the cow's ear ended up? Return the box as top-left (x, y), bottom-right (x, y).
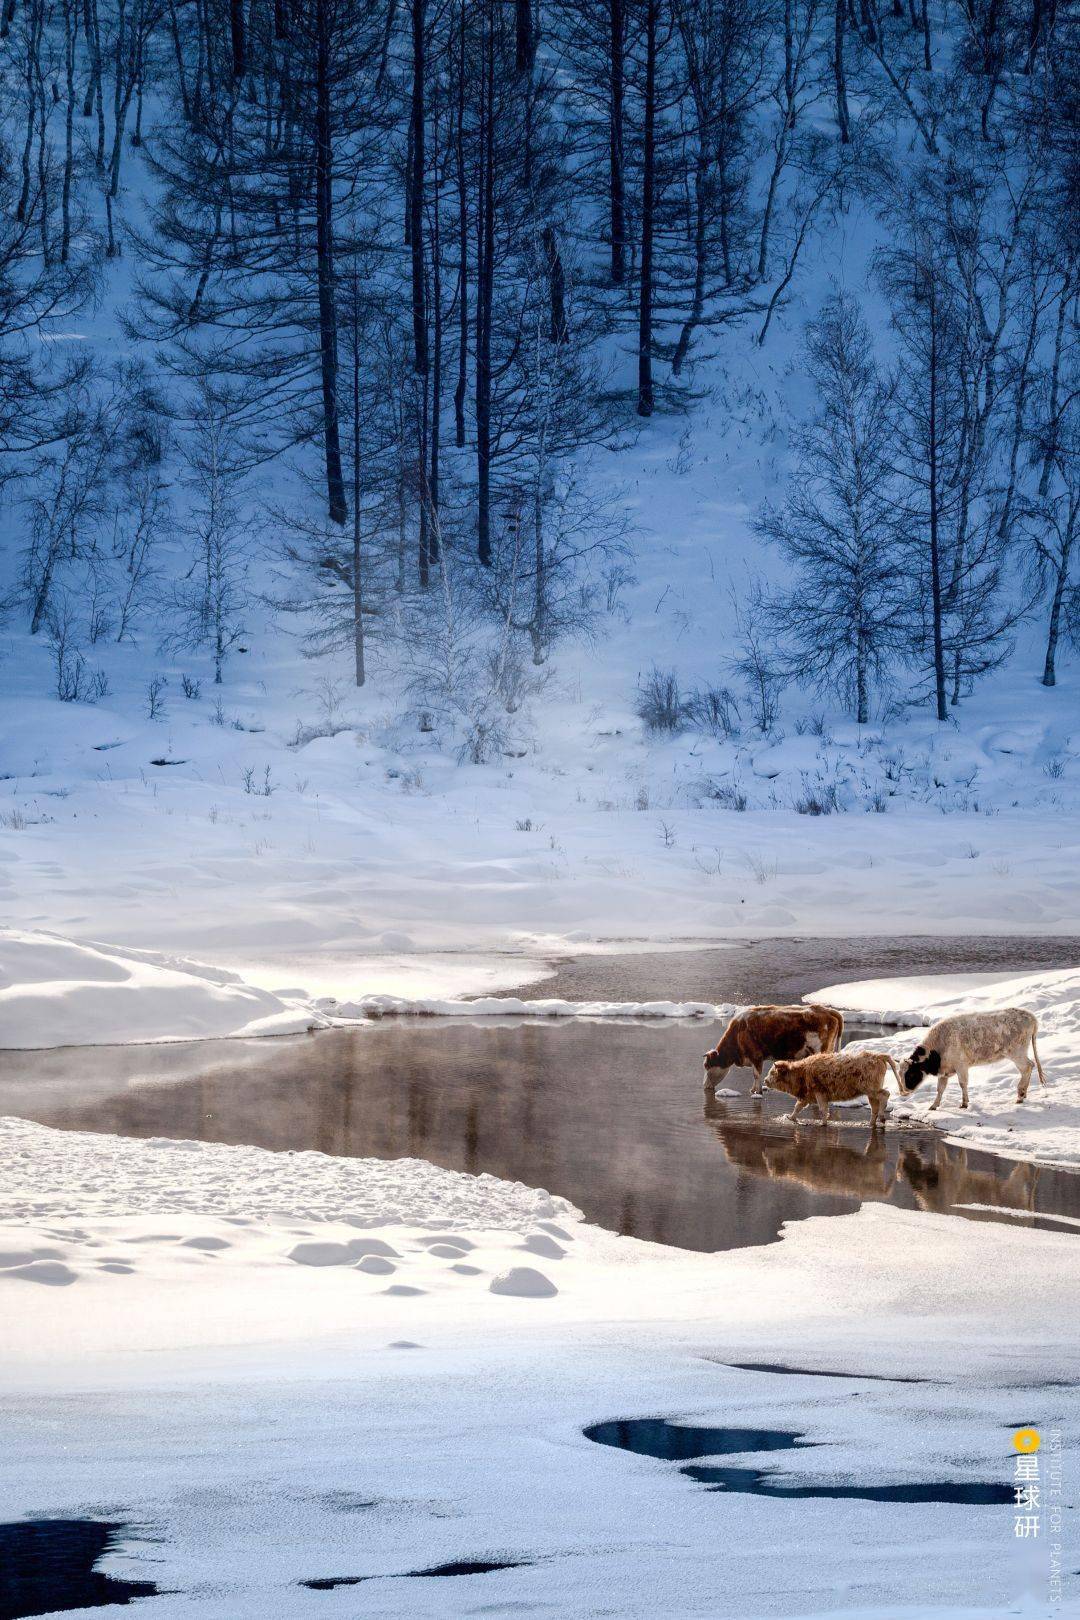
top-left (925, 1049), bottom-right (941, 1075)
top-left (911, 1045), bottom-right (926, 1059)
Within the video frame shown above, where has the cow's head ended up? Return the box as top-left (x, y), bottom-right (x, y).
top-left (703, 1032), bottom-right (735, 1074)
top-left (899, 1044), bottom-right (941, 1092)
top-left (703, 1048), bottom-right (730, 1091)
top-left (767, 1060), bottom-right (810, 1101)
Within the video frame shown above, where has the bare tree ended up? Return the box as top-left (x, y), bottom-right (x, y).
top-left (755, 294), bottom-right (903, 722)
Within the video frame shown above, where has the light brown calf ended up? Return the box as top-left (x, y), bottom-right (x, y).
top-left (769, 1049), bottom-right (904, 1128)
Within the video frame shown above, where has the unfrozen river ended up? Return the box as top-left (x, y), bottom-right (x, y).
top-left (4, 959), bottom-right (1080, 1251)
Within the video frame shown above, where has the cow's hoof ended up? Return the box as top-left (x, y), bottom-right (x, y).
top-left (960, 1102), bottom-right (969, 1110)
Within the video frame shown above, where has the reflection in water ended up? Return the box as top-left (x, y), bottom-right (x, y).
top-left (704, 1098), bottom-right (1041, 1220)
top-left (1, 1019), bottom-right (1077, 1253)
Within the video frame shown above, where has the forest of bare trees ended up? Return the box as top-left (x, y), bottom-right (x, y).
top-left (0, 0), bottom-right (1076, 736)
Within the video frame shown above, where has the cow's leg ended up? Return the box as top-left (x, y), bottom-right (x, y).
top-left (816, 1091), bottom-right (831, 1126)
top-left (955, 1062), bottom-right (970, 1109)
top-left (1013, 1042), bottom-right (1034, 1102)
top-left (870, 1090), bottom-right (888, 1128)
top-left (750, 1064), bottom-right (764, 1097)
top-left (704, 1064), bottom-right (730, 1095)
top-left (928, 1075), bottom-right (950, 1111)
top-left (788, 1098), bottom-right (810, 1124)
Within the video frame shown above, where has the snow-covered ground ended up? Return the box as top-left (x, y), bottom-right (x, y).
top-left (0, 928), bottom-right (329, 1048)
top-left (4, 1121), bottom-right (1075, 1613)
top-left (2, 1114), bottom-right (1075, 1618)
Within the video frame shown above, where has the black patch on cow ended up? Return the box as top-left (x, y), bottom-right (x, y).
top-left (924, 1049), bottom-right (942, 1075)
top-left (904, 1068), bottom-right (929, 1091)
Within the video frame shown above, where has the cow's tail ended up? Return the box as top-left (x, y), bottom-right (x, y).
top-left (1032, 1030), bottom-right (1047, 1087)
top-left (812, 1005), bottom-right (843, 1052)
top-left (883, 1054), bottom-right (904, 1087)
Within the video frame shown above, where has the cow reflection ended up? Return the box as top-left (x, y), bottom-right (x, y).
top-left (899, 1147), bottom-right (1036, 1218)
top-left (704, 1099), bottom-right (1039, 1220)
top-left (706, 1106), bottom-right (897, 1200)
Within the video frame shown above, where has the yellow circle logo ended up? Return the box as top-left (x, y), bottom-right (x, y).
top-left (1013, 1429), bottom-right (1041, 1454)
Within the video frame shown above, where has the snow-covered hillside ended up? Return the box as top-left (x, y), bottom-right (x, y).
top-left (1, 0), bottom-right (1076, 1005)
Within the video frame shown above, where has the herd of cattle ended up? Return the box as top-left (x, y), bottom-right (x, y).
top-left (702, 1003), bottom-right (1046, 1127)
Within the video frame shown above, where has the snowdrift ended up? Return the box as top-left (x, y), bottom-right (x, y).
top-left (0, 929), bottom-right (327, 1048)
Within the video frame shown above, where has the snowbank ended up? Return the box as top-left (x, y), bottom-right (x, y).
top-left (324, 991), bottom-right (735, 1020)
top-left (2, 1111), bottom-right (1076, 1366)
top-left (0, 1114), bottom-right (577, 1229)
top-left (0, 927), bottom-right (743, 1047)
top-left (0, 929), bottom-right (328, 1048)
top-left (809, 967), bottom-right (1080, 1167)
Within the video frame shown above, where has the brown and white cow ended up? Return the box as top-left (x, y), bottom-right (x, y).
top-left (898, 1008), bottom-right (1046, 1110)
top-left (703, 1003), bottom-right (843, 1096)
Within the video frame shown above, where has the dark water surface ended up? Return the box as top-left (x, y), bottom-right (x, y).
top-left (582, 1421), bottom-right (1014, 1504)
top-left (527, 934), bottom-right (1080, 1006)
top-left (4, 1014), bottom-right (1078, 1251)
top-left (0, 1521), bottom-right (159, 1619)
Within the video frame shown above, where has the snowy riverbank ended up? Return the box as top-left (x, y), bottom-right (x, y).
top-left (3, 929), bottom-right (1079, 1170)
top-left (813, 969), bottom-right (1080, 1169)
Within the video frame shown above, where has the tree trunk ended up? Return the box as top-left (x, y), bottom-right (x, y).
top-left (856, 628), bottom-right (868, 725)
top-left (834, 0), bottom-right (851, 143)
top-left (61, 0), bottom-right (77, 262)
top-left (454, 0), bottom-right (468, 448)
top-left (314, 0), bottom-right (346, 525)
top-left (165, 0), bottom-right (190, 121)
top-left (1025, 0), bottom-right (1043, 68)
top-left (1042, 558), bottom-right (1068, 687)
top-left (543, 225), bottom-right (568, 344)
top-left (609, 0), bottom-right (626, 285)
top-left (637, 0), bottom-right (657, 417)
top-left (1039, 264), bottom-right (1073, 496)
top-left (410, 0), bottom-right (428, 375)
top-left (475, 2), bottom-right (494, 566)
top-left (16, 0), bottom-right (39, 223)
top-left (418, 375), bottom-right (430, 587)
top-left (927, 310), bottom-right (947, 722)
top-left (429, 131), bottom-right (442, 562)
top-left (672, 145), bottom-right (706, 376)
top-left (515, 0), bottom-right (531, 71)
top-left (350, 274), bottom-right (365, 686)
top-left (81, 0), bottom-right (98, 115)
top-left (230, 0), bottom-right (246, 81)
top-left (920, 0), bottom-right (932, 70)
